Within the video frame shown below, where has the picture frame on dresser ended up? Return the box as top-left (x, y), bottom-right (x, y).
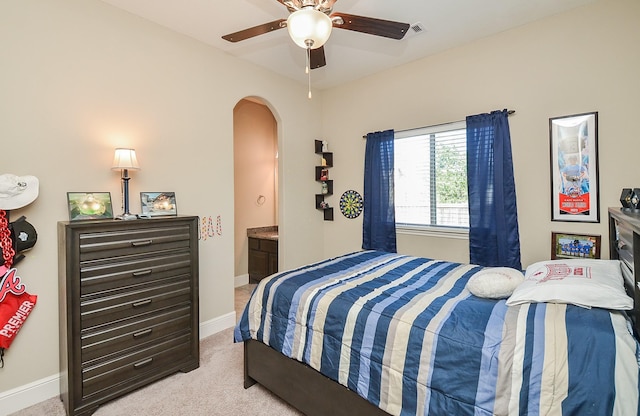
top-left (66, 192), bottom-right (114, 221)
top-left (140, 191), bottom-right (178, 217)
top-left (549, 111), bottom-right (599, 223)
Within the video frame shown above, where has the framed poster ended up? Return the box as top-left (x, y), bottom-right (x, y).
top-left (551, 232), bottom-right (601, 260)
top-left (140, 192), bottom-right (177, 217)
top-left (549, 112), bottom-right (599, 222)
top-left (67, 192), bottom-right (113, 221)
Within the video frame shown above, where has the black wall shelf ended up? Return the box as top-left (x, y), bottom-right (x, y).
top-left (314, 140), bottom-right (333, 221)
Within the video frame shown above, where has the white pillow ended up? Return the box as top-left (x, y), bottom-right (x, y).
top-left (467, 267), bottom-right (525, 299)
top-left (506, 259), bottom-right (632, 310)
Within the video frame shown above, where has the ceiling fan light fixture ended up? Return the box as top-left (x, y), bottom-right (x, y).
top-left (286, 7), bottom-right (332, 49)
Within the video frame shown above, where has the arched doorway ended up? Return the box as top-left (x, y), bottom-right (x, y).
top-left (233, 97), bottom-right (279, 285)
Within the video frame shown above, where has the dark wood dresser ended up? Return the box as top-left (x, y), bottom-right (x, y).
top-left (57, 217), bottom-right (199, 416)
top-left (608, 207), bottom-right (640, 337)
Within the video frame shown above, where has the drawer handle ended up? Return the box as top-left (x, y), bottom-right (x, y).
top-left (132, 269), bottom-right (152, 277)
top-left (131, 240), bottom-right (153, 247)
top-left (132, 299), bottom-right (152, 308)
top-left (133, 328), bottom-right (153, 339)
top-left (133, 358), bottom-right (153, 369)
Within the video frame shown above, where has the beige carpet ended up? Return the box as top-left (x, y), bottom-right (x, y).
top-left (11, 286), bottom-right (303, 416)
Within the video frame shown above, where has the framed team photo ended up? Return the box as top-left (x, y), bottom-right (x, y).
top-left (551, 232), bottom-right (601, 260)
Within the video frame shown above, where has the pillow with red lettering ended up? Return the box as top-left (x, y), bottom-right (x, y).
top-left (506, 259), bottom-right (632, 310)
top-left (0, 268), bottom-right (37, 350)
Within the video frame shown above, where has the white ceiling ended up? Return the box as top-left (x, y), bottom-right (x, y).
top-left (99, 0), bottom-right (596, 90)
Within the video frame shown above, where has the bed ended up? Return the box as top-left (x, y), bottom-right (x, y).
top-left (235, 250), bottom-right (640, 415)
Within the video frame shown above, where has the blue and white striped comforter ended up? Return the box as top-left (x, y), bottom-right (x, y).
top-left (235, 251), bottom-right (640, 415)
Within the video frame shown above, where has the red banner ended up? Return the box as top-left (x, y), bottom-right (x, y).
top-left (0, 267), bottom-right (37, 351)
top-left (558, 192), bottom-right (590, 215)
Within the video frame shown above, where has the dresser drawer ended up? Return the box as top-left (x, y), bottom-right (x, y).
top-left (80, 279), bottom-right (191, 329)
top-left (80, 250), bottom-right (192, 295)
top-left (79, 225), bottom-right (192, 261)
top-left (82, 334), bottom-right (192, 399)
top-left (81, 304), bottom-right (192, 362)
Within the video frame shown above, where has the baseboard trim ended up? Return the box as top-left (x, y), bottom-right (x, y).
top-left (199, 311), bottom-right (237, 339)
top-left (0, 374), bottom-right (59, 416)
top-left (0, 314), bottom-right (237, 415)
top-left (234, 273), bottom-right (249, 287)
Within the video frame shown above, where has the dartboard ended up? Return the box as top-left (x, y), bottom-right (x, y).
top-left (339, 190), bottom-right (363, 219)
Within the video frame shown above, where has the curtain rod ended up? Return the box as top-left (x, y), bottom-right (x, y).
top-left (362, 109), bottom-right (516, 139)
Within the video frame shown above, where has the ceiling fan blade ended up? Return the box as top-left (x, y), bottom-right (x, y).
top-left (310, 46), bottom-right (326, 70)
top-left (331, 13), bottom-right (410, 40)
top-left (222, 19), bottom-right (287, 43)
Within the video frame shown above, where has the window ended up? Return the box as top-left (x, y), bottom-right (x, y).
top-left (394, 121), bottom-right (469, 231)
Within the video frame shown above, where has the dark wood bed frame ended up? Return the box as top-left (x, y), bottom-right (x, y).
top-left (243, 340), bottom-right (388, 416)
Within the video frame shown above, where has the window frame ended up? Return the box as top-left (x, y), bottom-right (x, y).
top-left (394, 121), bottom-right (469, 237)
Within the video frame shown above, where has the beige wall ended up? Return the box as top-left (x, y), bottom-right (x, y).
top-left (0, 0), bottom-right (323, 396)
top-left (233, 99), bottom-right (278, 277)
top-left (320, 0), bottom-right (640, 267)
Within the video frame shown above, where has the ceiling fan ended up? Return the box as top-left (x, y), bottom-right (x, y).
top-left (221, 0), bottom-right (410, 71)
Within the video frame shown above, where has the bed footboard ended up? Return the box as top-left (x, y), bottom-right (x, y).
top-left (244, 340), bottom-right (389, 416)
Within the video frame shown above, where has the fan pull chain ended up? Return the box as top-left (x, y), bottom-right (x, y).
top-left (306, 46), bottom-right (312, 99)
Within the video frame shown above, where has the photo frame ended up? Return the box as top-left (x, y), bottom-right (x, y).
top-left (140, 192), bottom-right (177, 217)
top-left (549, 112), bottom-right (599, 222)
top-left (551, 232), bottom-right (601, 260)
top-left (67, 192), bottom-right (114, 221)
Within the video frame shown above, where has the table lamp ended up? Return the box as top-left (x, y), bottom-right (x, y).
top-left (112, 148), bottom-right (140, 220)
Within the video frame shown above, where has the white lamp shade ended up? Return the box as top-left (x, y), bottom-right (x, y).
top-left (111, 148), bottom-right (140, 170)
top-left (287, 8), bottom-right (333, 49)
